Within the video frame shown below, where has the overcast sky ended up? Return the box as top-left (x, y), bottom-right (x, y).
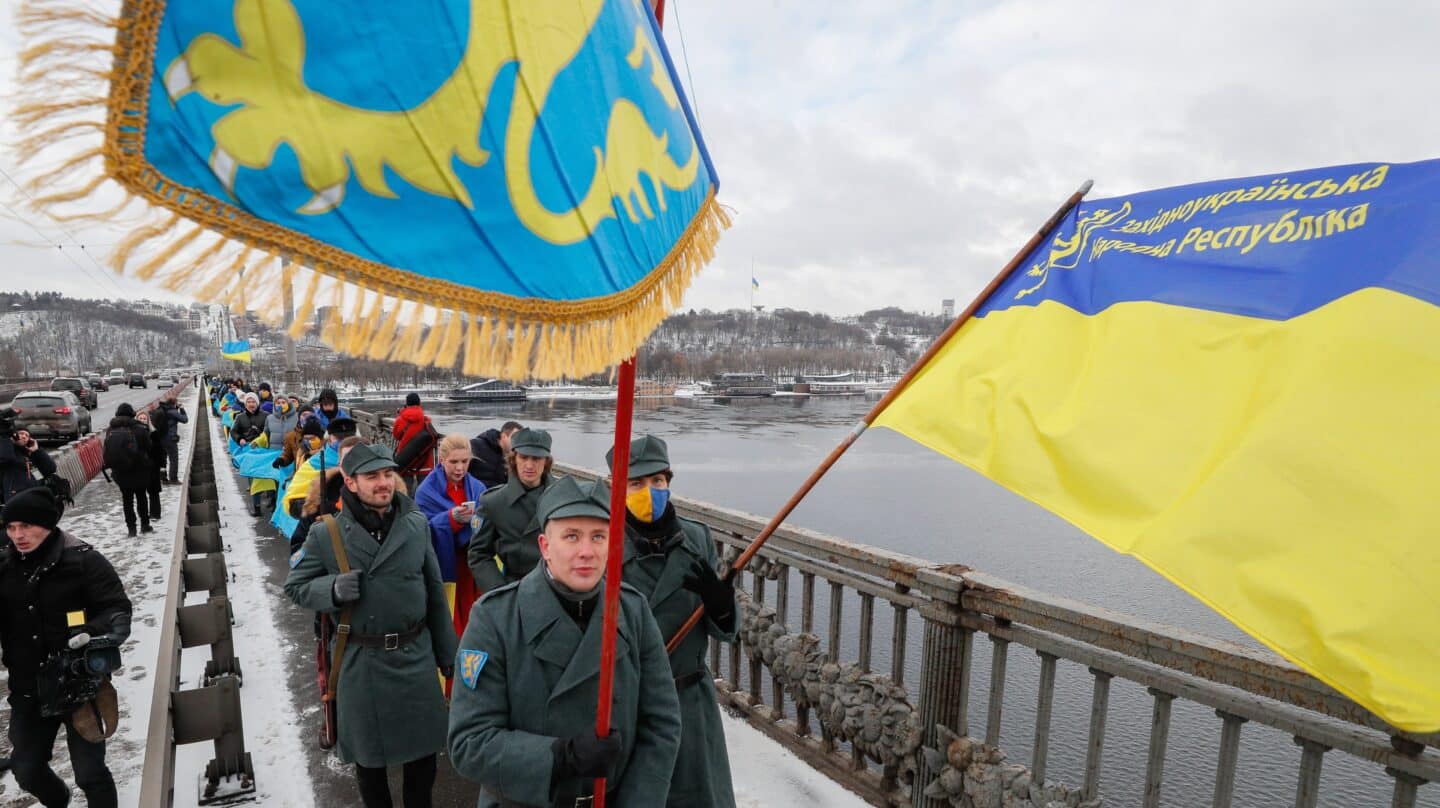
top-left (3, 0), bottom-right (1438, 315)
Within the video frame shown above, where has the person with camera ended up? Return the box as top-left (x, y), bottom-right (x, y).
top-left (0, 407), bottom-right (57, 505)
top-left (151, 395), bottom-right (188, 484)
top-left (1, 486), bottom-right (132, 808)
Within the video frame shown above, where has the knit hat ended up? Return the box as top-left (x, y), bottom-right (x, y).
top-left (242, 392), bottom-right (259, 405)
top-left (318, 388), bottom-right (338, 404)
top-left (115, 403), bottom-right (135, 418)
top-left (301, 418), bottom-right (326, 439)
top-left (405, 392), bottom-right (421, 406)
top-left (2, 486), bottom-right (62, 529)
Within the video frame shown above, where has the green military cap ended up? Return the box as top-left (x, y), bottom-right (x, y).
top-left (537, 476), bottom-right (611, 525)
top-left (342, 443), bottom-right (399, 476)
top-left (605, 434), bottom-right (670, 478)
top-left (510, 427), bottom-right (552, 458)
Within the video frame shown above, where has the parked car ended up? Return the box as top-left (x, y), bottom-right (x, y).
top-left (86, 373), bottom-right (110, 392)
top-left (49, 376), bottom-right (99, 410)
top-left (12, 390), bottom-right (92, 444)
top-left (128, 372), bottom-right (147, 389)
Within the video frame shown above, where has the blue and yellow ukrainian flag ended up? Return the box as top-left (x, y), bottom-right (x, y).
top-left (876, 159), bottom-right (1440, 732)
top-left (220, 340), bottom-right (251, 362)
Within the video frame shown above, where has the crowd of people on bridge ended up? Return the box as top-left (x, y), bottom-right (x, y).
top-left (205, 375), bottom-right (739, 808)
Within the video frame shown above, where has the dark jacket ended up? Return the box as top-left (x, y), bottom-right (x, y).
top-left (155, 401), bottom-right (188, 445)
top-left (231, 408), bottom-right (266, 444)
top-left (145, 421), bottom-right (167, 489)
top-left (466, 473), bottom-right (549, 592)
top-left (0, 439), bottom-right (56, 504)
top-left (289, 468), bottom-right (345, 553)
top-left (0, 529), bottom-right (132, 696)
top-left (623, 513), bottom-right (737, 807)
top-left (447, 569), bottom-right (682, 807)
top-left (467, 430), bottom-right (507, 489)
top-left (284, 492), bottom-right (458, 767)
top-left (105, 415), bottom-right (153, 490)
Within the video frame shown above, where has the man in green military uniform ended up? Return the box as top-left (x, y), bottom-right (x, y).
top-left (285, 444), bottom-right (458, 808)
top-left (448, 476), bottom-right (682, 807)
top-left (610, 434), bottom-right (737, 808)
top-left (466, 427), bottom-right (554, 593)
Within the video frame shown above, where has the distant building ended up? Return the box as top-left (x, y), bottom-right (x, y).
top-left (941, 298), bottom-right (955, 319)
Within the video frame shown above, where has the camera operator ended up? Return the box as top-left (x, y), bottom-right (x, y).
top-left (0, 407), bottom-right (56, 505)
top-left (1, 487), bottom-right (132, 808)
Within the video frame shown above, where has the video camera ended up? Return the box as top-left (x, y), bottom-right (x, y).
top-left (36, 634), bottom-right (123, 718)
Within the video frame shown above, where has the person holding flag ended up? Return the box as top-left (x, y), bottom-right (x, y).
top-left (447, 476), bottom-right (681, 807)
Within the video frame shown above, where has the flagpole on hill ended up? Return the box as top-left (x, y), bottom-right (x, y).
top-left (664, 179), bottom-right (1095, 654)
top-left (593, 3), bottom-right (668, 804)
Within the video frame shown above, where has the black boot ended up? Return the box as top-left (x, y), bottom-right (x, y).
top-left (141, 523), bottom-right (155, 534)
top-left (126, 526), bottom-right (138, 538)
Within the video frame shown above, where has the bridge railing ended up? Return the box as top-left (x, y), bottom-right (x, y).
top-left (346, 408), bottom-right (1436, 808)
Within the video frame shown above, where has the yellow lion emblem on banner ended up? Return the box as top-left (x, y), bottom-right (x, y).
top-left (165, 0), bottom-right (698, 244)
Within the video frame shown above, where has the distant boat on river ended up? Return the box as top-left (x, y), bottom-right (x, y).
top-left (447, 379), bottom-right (526, 402)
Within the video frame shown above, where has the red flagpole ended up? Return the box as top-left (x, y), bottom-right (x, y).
top-left (592, 357), bottom-right (636, 806)
top-left (595, 5), bottom-right (661, 803)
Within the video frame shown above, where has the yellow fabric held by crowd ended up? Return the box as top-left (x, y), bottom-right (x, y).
top-left (874, 288), bottom-right (1440, 732)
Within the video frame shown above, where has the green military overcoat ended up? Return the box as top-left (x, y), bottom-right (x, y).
top-left (284, 493), bottom-right (458, 767)
top-left (623, 517), bottom-right (738, 808)
top-left (447, 568), bottom-right (682, 807)
top-left (465, 473), bottom-right (549, 592)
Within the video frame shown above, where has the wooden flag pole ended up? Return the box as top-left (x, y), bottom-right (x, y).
top-left (665, 180), bottom-right (1095, 654)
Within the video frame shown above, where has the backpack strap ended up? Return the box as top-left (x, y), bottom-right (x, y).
top-left (322, 515), bottom-right (353, 704)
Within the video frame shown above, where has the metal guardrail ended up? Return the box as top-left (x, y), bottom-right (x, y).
top-left (347, 408), bottom-right (1437, 808)
top-left (41, 379), bottom-right (196, 499)
top-left (139, 396), bottom-right (257, 806)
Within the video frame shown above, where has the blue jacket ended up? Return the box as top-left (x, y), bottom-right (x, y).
top-left (414, 466), bottom-right (485, 582)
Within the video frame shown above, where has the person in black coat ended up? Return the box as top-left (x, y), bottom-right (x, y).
top-left (467, 421), bottom-right (522, 489)
top-left (152, 397), bottom-right (187, 483)
top-left (136, 410), bottom-right (166, 521)
top-left (1, 487), bottom-right (132, 808)
top-left (0, 408), bottom-right (56, 505)
top-left (105, 403), bottom-right (153, 537)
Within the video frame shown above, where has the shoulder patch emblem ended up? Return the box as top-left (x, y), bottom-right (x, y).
top-left (289, 547), bottom-right (305, 569)
top-left (459, 649), bottom-right (489, 689)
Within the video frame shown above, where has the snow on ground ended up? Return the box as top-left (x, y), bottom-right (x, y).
top-left (723, 712), bottom-right (872, 808)
top-left (168, 406), bottom-right (314, 807)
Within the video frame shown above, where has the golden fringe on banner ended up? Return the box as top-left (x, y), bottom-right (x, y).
top-left (10, 0), bottom-right (730, 381)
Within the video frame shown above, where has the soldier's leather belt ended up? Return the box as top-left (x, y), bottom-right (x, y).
top-left (348, 622), bottom-right (423, 651)
top-left (674, 669), bottom-right (706, 689)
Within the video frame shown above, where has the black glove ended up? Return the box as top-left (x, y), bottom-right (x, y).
top-left (682, 558), bottom-right (736, 625)
top-left (440, 664), bottom-right (454, 679)
top-left (271, 457), bottom-right (286, 468)
top-left (332, 571), bottom-right (362, 605)
top-left (552, 730), bottom-right (623, 779)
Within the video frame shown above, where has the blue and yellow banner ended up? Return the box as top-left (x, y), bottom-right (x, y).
top-left (220, 339), bottom-right (251, 362)
top-left (14, 0), bottom-right (725, 379)
top-left (876, 159), bottom-right (1440, 732)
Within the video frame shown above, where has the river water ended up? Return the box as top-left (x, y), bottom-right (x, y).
top-left (413, 394), bottom-right (1430, 808)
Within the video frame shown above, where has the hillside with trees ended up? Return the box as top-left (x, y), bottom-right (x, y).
top-left (0, 292), bottom-right (208, 377)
